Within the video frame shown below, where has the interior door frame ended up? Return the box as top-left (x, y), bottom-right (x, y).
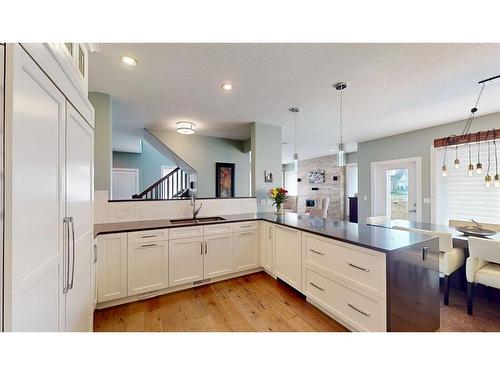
top-left (111, 168), bottom-right (139, 199)
top-left (370, 157), bottom-right (422, 222)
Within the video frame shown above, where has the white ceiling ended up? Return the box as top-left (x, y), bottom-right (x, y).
top-left (89, 43), bottom-right (500, 162)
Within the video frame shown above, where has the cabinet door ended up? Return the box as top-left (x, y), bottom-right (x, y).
top-left (234, 231), bottom-right (259, 272)
top-left (64, 102), bottom-right (94, 331)
top-left (8, 44), bottom-right (66, 331)
top-left (259, 222), bottom-right (273, 272)
top-left (128, 242), bottom-right (169, 295)
top-left (274, 225), bottom-right (302, 291)
top-left (204, 234), bottom-right (234, 279)
top-left (169, 237), bottom-right (204, 287)
top-left (97, 233), bottom-right (128, 303)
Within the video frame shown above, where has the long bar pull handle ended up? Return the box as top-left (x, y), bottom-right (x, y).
top-left (62, 218), bottom-right (70, 293)
top-left (309, 248), bottom-right (325, 256)
top-left (348, 303), bottom-right (371, 317)
top-left (205, 241), bottom-right (208, 254)
top-left (422, 246), bottom-right (429, 261)
top-left (309, 282), bottom-right (325, 291)
top-left (69, 217), bottom-right (76, 290)
top-left (141, 243), bottom-right (159, 247)
top-left (93, 244), bottom-right (98, 264)
top-left (347, 262), bottom-right (370, 272)
top-left (200, 242), bottom-right (203, 255)
top-left (141, 234), bottom-right (157, 239)
top-left (268, 226), bottom-right (271, 239)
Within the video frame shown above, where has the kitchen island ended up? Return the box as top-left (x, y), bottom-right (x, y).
top-left (94, 213), bottom-right (440, 332)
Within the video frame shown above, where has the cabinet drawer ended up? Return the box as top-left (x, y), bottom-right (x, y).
top-left (234, 221), bottom-right (258, 232)
top-left (305, 268), bottom-right (386, 332)
top-left (304, 234), bottom-right (386, 298)
top-left (169, 225), bottom-right (204, 239)
top-left (128, 229), bottom-right (169, 244)
top-left (204, 223), bottom-right (233, 235)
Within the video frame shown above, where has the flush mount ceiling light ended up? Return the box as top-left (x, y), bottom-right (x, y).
top-left (176, 121), bottom-right (196, 135)
top-left (221, 83), bottom-right (235, 91)
top-left (120, 55), bottom-right (138, 66)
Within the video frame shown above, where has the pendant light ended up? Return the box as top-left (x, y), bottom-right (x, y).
top-left (289, 107), bottom-right (300, 171)
top-left (494, 129), bottom-right (499, 188)
top-left (467, 135), bottom-right (474, 176)
top-left (485, 138), bottom-right (492, 188)
top-left (442, 147), bottom-right (448, 176)
top-left (454, 145), bottom-right (460, 169)
top-left (476, 132), bottom-right (483, 174)
top-left (335, 82), bottom-right (347, 167)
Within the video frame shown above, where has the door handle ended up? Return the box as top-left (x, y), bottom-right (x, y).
top-left (205, 241), bottom-right (208, 254)
top-left (409, 209), bottom-right (417, 213)
top-left (347, 303), bottom-right (370, 317)
top-left (200, 242), bottom-right (203, 255)
top-left (63, 218), bottom-right (70, 293)
top-left (93, 244), bottom-right (98, 264)
top-left (422, 246), bottom-right (428, 261)
top-left (69, 217), bottom-right (76, 290)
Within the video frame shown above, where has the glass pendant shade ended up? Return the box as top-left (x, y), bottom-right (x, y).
top-left (337, 143), bottom-right (346, 167)
top-left (494, 174), bottom-right (500, 188)
top-left (476, 162), bottom-right (483, 174)
top-left (485, 174), bottom-right (492, 188)
top-left (467, 163), bottom-right (474, 176)
top-left (442, 164), bottom-right (448, 177)
top-left (454, 159), bottom-right (460, 169)
top-left (293, 152), bottom-right (299, 171)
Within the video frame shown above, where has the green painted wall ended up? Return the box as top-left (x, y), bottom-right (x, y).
top-left (140, 140), bottom-right (176, 191)
top-left (357, 111), bottom-right (500, 224)
top-left (251, 122), bottom-right (283, 212)
top-left (89, 92), bottom-right (112, 193)
top-left (148, 129), bottom-right (251, 197)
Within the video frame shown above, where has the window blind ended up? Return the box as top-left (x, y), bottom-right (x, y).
top-left (436, 143), bottom-right (500, 224)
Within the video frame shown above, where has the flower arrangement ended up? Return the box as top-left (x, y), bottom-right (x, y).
top-left (268, 187), bottom-right (288, 214)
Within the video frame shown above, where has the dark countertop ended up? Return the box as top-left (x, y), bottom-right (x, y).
top-left (371, 219), bottom-right (500, 248)
top-left (95, 212), bottom-right (435, 254)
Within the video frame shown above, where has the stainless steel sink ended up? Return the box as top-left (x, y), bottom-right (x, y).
top-left (456, 226), bottom-right (497, 237)
top-left (170, 216), bottom-right (227, 225)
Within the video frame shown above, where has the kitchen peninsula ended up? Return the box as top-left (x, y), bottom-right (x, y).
top-left (94, 213), bottom-right (440, 332)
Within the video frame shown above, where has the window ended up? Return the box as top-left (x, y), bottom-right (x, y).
top-left (435, 144), bottom-right (500, 225)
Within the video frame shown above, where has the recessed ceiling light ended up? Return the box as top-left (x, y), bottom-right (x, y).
top-left (221, 83), bottom-right (235, 91)
top-left (330, 149), bottom-right (335, 152)
top-left (120, 55), bottom-right (138, 66)
top-left (176, 121), bottom-right (196, 135)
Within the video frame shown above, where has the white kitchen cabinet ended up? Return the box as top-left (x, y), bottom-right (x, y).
top-left (259, 221), bottom-right (274, 273)
top-left (169, 237), bottom-right (204, 286)
top-left (128, 241), bottom-right (169, 296)
top-left (97, 233), bottom-right (128, 303)
top-left (204, 233), bottom-right (234, 278)
top-left (274, 225), bottom-right (302, 291)
top-left (64, 103), bottom-right (94, 332)
top-left (234, 230), bottom-right (259, 272)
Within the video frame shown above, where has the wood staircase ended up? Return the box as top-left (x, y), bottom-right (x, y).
top-left (132, 167), bottom-right (190, 199)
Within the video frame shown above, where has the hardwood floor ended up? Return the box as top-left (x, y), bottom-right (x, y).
top-left (93, 272), bottom-right (500, 332)
top-left (94, 272), bottom-right (348, 332)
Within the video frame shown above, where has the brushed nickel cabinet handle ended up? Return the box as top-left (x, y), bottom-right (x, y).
top-left (93, 244), bottom-right (98, 264)
top-left (348, 303), bottom-right (371, 317)
top-left (70, 217), bottom-right (76, 290)
top-left (141, 243), bottom-right (159, 247)
top-left (62, 218), bottom-right (70, 294)
top-left (141, 234), bottom-right (157, 238)
top-left (347, 262), bottom-right (370, 272)
top-left (310, 282), bottom-right (325, 291)
top-left (205, 241), bottom-right (208, 254)
top-left (309, 248), bottom-right (325, 256)
top-left (200, 242), bottom-right (203, 255)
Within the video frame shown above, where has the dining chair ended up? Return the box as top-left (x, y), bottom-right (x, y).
top-left (309, 197), bottom-right (330, 219)
top-left (466, 237), bottom-right (500, 315)
top-left (366, 215), bottom-right (387, 225)
top-left (393, 226), bottom-right (465, 305)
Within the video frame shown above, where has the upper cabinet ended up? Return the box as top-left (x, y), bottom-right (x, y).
top-left (61, 43), bottom-right (89, 91)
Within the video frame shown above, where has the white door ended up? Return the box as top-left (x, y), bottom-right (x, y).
top-left (112, 168), bottom-right (138, 200)
top-left (168, 237), bottom-right (204, 286)
top-left (8, 45), bottom-right (66, 331)
top-left (64, 103), bottom-right (93, 331)
top-left (97, 233), bottom-right (128, 303)
top-left (259, 222), bottom-right (273, 272)
top-left (371, 158), bottom-right (421, 221)
top-left (204, 234), bottom-right (234, 278)
top-left (128, 241), bottom-right (169, 296)
top-left (274, 225), bottom-right (302, 290)
top-left (234, 231), bottom-right (259, 272)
